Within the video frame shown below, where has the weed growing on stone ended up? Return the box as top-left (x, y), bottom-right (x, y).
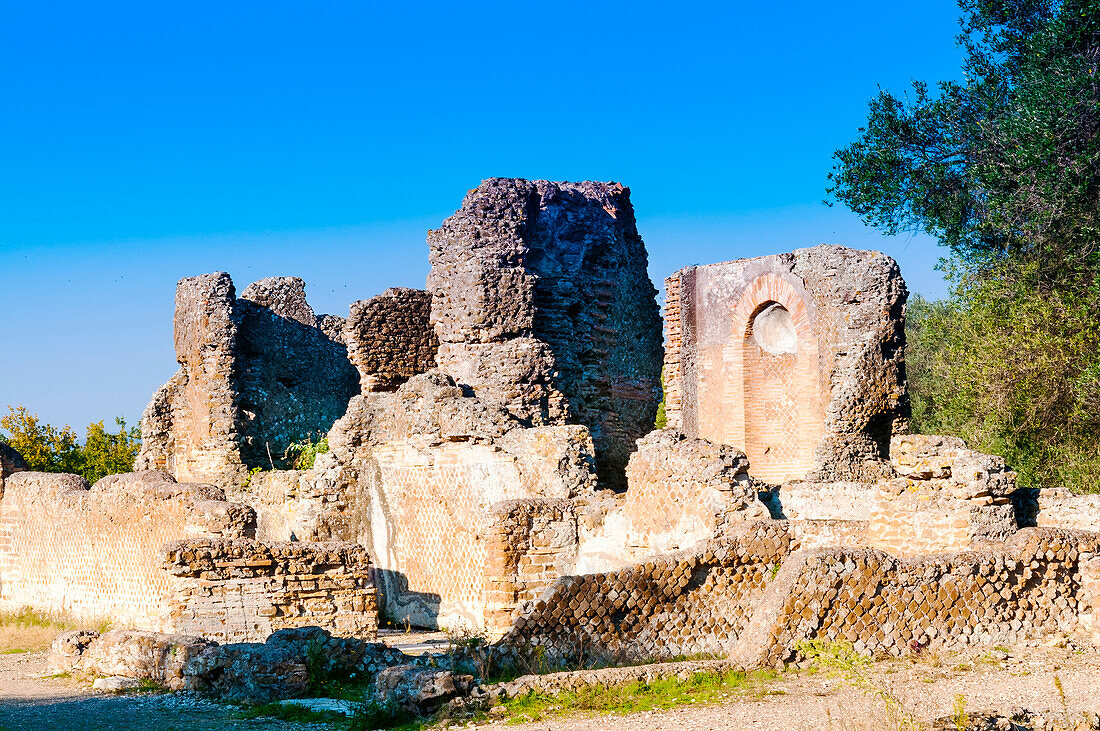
top-left (951, 693), bottom-right (968, 730)
top-left (284, 433), bottom-right (330, 470)
top-left (487, 668), bottom-right (779, 724)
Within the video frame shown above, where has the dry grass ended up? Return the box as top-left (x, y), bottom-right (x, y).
top-left (0, 607), bottom-right (110, 654)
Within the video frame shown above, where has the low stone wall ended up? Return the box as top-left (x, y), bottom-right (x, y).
top-left (502, 522), bottom-right (791, 662)
top-left (498, 521), bottom-right (1100, 668)
top-left (0, 470), bottom-right (377, 641)
top-left (775, 481), bottom-right (877, 521)
top-left (1034, 488), bottom-right (1100, 532)
top-left (161, 538), bottom-right (377, 642)
top-left (0, 471), bottom-right (252, 627)
top-left (744, 527), bottom-right (1100, 666)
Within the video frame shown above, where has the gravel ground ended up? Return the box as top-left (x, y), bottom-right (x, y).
top-left (3, 640), bottom-right (1100, 730)
top-left (0, 650), bottom-right (325, 731)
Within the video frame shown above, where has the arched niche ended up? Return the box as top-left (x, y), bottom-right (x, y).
top-left (729, 274), bottom-right (822, 483)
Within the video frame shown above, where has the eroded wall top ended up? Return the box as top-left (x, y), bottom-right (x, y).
top-left (427, 178), bottom-right (664, 488)
top-left (137, 273), bottom-right (360, 487)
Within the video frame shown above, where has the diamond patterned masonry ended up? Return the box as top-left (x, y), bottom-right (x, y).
top-left (0, 470), bottom-right (377, 642)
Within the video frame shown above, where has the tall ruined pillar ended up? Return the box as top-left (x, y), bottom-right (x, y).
top-left (427, 178), bottom-right (664, 487)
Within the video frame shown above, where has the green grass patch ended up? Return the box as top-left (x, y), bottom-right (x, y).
top-left (0, 607), bottom-right (111, 654)
top-left (238, 702), bottom-right (349, 725)
top-left (492, 668), bottom-right (779, 724)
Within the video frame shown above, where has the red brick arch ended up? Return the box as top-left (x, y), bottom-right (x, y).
top-left (727, 274), bottom-right (823, 483)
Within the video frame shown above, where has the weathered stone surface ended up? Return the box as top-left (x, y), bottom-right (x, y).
top-left (774, 480), bottom-right (878, 521)
top-left (618, 428), bottom-right (766, 554)
top-left (0, 443), bottom-right (27, 497)
top-left (136, 272), bottom-right (359, 488)
top-left (374, 664), bottom-right (474, 713)
top-left (50, 629), bottom-right (216, 690)
top-left (505, 525), bottom-right (1100, 668)
top-left (664, 245), bottom-right (908, 484)
top-left (92, 676), bottom-right (143, 692)
top-left (320, 371), bottom-right (599, 629)
top-left (1032, 487), bottom-right (1100, 531)
top-left (184, 641), bottom-right (310, 703)
top-left (161, 538), bottom-right (378, 642)
top-left (345, 287), bottom-right (437, 392)
top-left (867, 436), bottom-right (1020, 556)
top-left (428, 178), bottom-right (664, 488)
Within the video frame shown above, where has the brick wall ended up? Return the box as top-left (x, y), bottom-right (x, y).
top-left (500, 522), bottom-right (1100, 667)
top-left (662, 246), bottom-right (908, 484)
top-left (161, 538), bottom-right (377, 642)
top-left (344, 288), bottom-right (437, 392)
top-left (0, 471), bottom-right (252, 627)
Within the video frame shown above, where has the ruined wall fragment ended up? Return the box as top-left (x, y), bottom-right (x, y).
top-left (322, 371), bottom-right (599, 629)
top-left (0, 470), bottom-right (254, 627)
top-left (0, 443), bottom-right (27, 497)
top-left (428, 178), bottom-right (664, 488)
top-left (136, 273), bottom-right (360, 487)
top-left (866, 434), bottom-right (1019, 556)
top-left (617, 429), bottom-right (767, 555)
top-left (664, 245), bottom-right (908, 484)
top-left (344, 288), bottom-right (437, 392)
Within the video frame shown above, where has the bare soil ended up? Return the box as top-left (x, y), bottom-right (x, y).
top-left (3, 640), bottom-right (1100, 730)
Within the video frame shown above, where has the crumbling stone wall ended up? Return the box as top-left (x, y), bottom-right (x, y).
top-left (503, 523), bottom-right (1099, 667)
top-left (0, 470), bottom-right (253, 627)
top-left (502, 522), bottom-right (792, 662)
top-left (162, 538), bottom-right (377, 642)
top-left (617, 429), bottom-right (767, 556)
top-left (742, 527), bottom-right (1098, 667)
top-left (0, 470), bottom-right (377, 641)
top-left (428, 178), bottom-right (664, 487)
top-left (345, 288), bottom-right (437, 392)
top-left (0, 444), bottom-right (26, 497)
top-left (483, 499), bottom-right (579, 632)
top-left (323, 372), bottom-right (599, 629)
top-left (225, 467), bottom-right (355, 543)
top-left (867, 434), bottom-right (1018, 556)
top-left (136, 273), bottom-right (360, 487)
top-left (664, 245), bottom-right (908, 484)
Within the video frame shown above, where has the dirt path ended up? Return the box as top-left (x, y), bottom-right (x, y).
top-left (0, 651), bottom-right (322, 731)
top-left (3, 643), bottom-right (1100, 730)
top-left (477, 644), bottom-right (1100, 731)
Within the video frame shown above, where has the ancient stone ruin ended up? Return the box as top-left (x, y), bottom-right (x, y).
top-left (6, 177), bottom-right (1100, 710)
top-left (663, 246), bottom-right (907, 484)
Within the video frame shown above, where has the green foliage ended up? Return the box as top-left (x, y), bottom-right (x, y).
top-left (0, 406), bottom-right (140, 484)
top-left (654, 368), bottom-right (668, 429)
top-left (907, 271), bottom-right (1100, 492)
top-left (347, 701), bottom-right (419, 731)
top-left (829, 0), bottom-right (1100, 284)
top-left (283, 433), bottom-right (329, 470)
top-left (832, 0), bottom-right (1100, 491)
top-left (492, 668), bottom-right (778, 724)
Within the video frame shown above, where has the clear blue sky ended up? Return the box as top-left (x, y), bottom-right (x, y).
top-left (0, 1), bottom-right (965, 431)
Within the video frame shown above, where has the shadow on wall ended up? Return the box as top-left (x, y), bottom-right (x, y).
top-left (235, 301), bottom-right (359, 470)
top-left (373, 568), bottom-right (442, 629)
